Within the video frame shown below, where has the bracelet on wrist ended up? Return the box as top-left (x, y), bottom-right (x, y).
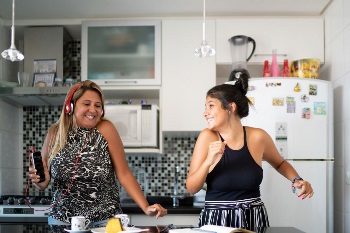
top-left (291, 175), bottom-right (303, 184)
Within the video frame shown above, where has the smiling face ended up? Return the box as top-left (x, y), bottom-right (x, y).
top-left (73, 89), bottom-right (103, 128)
top-left (203, 96), bottom-right (230, 130)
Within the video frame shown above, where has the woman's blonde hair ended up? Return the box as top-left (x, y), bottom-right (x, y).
top-left (47, 80), bottom-right (105, 166)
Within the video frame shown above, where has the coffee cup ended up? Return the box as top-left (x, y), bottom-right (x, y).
top-left (114, 214), bottom-right (130, 228)
top-left (71, 216), bottom-right (90, 230)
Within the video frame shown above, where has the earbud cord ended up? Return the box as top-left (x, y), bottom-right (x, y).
top-left (25, 133), bottom-right (90, 212)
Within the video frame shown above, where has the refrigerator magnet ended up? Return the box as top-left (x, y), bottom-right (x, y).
top-left (248, 97), bottom-right (255, 105)
top-left (272, 97), bottom-right (284, 106)
top-left (302, 108), bottom-right (311, 119)
top-left (286, 97), bottom-right (296, 113)
top-left (301, 94), bottom-right (309, 102)
top-left (314, 102), bottom-right (326, 115)
top-left (294, 83), bottom-right (301, 92)
top-left (309, 84), bottom-right (318, 95)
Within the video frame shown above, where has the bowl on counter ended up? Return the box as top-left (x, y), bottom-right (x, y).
top-left (290, 58), bottom-right (320, 79)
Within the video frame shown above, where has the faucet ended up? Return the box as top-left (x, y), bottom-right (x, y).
top-left (170, 166), bottom-right (185, 207)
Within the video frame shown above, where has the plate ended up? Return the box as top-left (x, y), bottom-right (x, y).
top-left (90, 227), bottom-right (149, 233)
top-left (64, 229), bottom-right (91, 233)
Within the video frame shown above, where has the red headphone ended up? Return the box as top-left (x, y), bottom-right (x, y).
top-left (64, 84), bottom-right (82, 115)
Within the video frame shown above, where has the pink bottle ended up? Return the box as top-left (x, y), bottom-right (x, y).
top-left (270, 49), bottom-right (280, 77)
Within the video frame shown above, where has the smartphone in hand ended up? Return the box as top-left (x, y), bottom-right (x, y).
top-left (31, 151), bottom-right (45, 183)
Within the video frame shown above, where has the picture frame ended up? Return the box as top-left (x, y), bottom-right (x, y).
top-left (33, 59), bottom-right (57, 73)
top-left (33, 72), bottom-right (56, 87)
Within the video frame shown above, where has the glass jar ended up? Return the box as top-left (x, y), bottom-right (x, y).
top-left (64, 78), bottom-right (75, 87)
top-left (53, 78), bottom-right (63, 87)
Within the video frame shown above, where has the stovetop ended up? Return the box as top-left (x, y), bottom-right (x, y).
top-left (0, 195), bottom-right (51, 221)
top-left (0, 195), bottom-right (52, 206)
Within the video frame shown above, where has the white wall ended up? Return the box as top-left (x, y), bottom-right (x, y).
top-left (321, 0), bottom-right (350, 232)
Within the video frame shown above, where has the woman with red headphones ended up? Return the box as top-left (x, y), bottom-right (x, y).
top-left (29, 80), bottom-right (167, 228)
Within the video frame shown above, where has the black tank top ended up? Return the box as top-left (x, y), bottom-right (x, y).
top-left (206, 127), bottom-right (263, 201)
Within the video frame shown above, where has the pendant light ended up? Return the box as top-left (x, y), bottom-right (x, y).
top-left (194, 0), bottom-right (215, 58)
top-left (1, 0), bottom-right (24, 62)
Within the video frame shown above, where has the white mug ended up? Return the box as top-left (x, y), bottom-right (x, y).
top-left (71, 216), bottom-right (90, 230)
top-left (114, 214), bottom-right (130, 228)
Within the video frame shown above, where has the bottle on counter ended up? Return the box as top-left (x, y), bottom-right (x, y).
top-left (270, 49), bottom-right (280, 77)
top-left (262, 60), bottom-right (271, 77)
top-left (281, 59), bottom-right (290, 77)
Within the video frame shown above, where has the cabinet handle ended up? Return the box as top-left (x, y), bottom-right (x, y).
top-left (104, 81), bottom-right (138, 84)
top-left (254, 53), bottom-right (287, 57)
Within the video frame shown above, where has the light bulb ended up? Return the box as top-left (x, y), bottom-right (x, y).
top-left (1, 47), bottom-right (24, 62)
top-left (194, 0), bottom-right (215, 58)
top-left (194, 41), bottom-right (216, 58)
top-left (1, 0), bottom-right (24, 62)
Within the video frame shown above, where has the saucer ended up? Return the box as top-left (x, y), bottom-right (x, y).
top-left (90, 228), bottom-right (105, 233)
top-left (64, 228), bottom-right (91, 233)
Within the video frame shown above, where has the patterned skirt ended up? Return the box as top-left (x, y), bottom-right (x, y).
top-left (198, 198), bottom-right (269, 231)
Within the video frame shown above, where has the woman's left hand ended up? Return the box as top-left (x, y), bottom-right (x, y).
top-left (293, 180), bottom-right (314, 200)
top-left (145, 204), bottom-right (167, 218)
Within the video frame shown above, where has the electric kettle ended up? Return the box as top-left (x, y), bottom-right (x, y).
top-left (228, 35), bottom-right (256, 81)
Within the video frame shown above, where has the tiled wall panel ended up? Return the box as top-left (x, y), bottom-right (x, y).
top-left (23, 106), bottom-right (196, 197)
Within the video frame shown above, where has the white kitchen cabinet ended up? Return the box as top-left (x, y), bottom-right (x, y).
top-left (81, 20), bottom-right (161, 86)
top-left (129, 214), bottom-right (199, 226)
top-left (24, 27), bottom-right (71, 81)
top-left (161, 20), bottom-right (216, 132)
top-left (216, 17), bottom-right (324, 65)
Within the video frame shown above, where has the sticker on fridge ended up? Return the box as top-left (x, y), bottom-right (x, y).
top-left (314, 102), bottom-right (326, 115)
top-left (272, 97), bottom-right (284, 106)
top-left (286, 96), bottom-right (296, 113)
top-left (309, 84), bottom-right (318, 95)
top-left (302, 108), bottom-right (311, 119)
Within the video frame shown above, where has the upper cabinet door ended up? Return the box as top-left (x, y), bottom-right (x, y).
top-left (81, 20), bottom-right (161, 86)
top-left (216, 17), bottom-right (324, 64)
top-left (161, 19), bottom-right (216, 132)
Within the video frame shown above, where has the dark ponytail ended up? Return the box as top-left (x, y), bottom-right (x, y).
top-left (206, 75), bottom-right (252, 119)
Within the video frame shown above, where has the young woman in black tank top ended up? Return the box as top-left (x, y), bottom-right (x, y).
top-left (186, 76), bottom-right (314, 231)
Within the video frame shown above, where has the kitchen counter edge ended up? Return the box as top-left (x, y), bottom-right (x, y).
top-left (121, 205), bottom-right (203, 215)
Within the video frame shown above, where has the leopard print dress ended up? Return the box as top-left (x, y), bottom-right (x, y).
top-left (49, 127), bottom-right (122, 223)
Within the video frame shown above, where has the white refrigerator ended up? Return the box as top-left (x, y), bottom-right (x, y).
top-left (239, 77), bottom-right (334, 233)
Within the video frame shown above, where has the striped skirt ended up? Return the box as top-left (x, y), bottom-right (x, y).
top-left (198, 198), bottom-right (269, 231)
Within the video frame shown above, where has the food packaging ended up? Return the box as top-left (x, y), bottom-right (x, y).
top-left (290, 58), bottom-right (320, 79)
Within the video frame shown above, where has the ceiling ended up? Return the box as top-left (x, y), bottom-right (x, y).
top-left (0, 0), bottom-right (331, 39)
top-left (0, 0), bottom-right (331, 20)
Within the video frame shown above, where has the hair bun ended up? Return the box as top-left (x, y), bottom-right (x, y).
top-left (233, 72), bottom-right (250, 95)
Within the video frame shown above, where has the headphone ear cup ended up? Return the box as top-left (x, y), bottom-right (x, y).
top-left (64, 84), bottom-right (82, 115)
top-left (68, 103), bottom-right (74, 115)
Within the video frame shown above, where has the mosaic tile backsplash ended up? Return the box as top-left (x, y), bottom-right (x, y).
top-left (23, 106), bottom-right (197, 198)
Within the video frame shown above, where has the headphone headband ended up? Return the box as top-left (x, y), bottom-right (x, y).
top-left (64, 84), bottom-right (82, 115)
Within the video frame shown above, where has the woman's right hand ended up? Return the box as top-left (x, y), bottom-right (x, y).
top-left (206, 140), bottom-right (226, 166)
top-left (29, 160), bottom-right (50, 188)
